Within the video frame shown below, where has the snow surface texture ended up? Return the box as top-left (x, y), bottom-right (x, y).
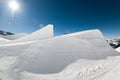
top-left (0, 24), bottom-right (120, 80)
top-left (19, 56), bottom-right (120, 80)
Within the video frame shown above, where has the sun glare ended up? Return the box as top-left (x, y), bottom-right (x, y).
top-left (9, 0), bottom-right (19, 11)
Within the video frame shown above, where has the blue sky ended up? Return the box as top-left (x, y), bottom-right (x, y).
top-left (0, 0), bottom-right (120, 37)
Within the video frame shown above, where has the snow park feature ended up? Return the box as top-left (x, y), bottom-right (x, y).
top-left (0, 24), bottom-right (120, 80)
top-left (14, 24), bottom-right (54, 42)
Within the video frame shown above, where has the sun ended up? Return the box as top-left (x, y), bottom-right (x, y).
top-left (9, 0), bottom-right (19, 12)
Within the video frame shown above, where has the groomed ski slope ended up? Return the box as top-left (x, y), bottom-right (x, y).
top-left (0, 24), bottom-right (119, 80)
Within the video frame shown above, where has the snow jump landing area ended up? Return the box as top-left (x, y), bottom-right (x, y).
top-left (0, 24), bottom-right (120, 80)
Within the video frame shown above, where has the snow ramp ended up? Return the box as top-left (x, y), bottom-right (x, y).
top-left (13, 24), bottom-right (54, 42)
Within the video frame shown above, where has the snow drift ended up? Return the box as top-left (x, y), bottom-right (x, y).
top-left (0, 33), bottom-right (28, 40)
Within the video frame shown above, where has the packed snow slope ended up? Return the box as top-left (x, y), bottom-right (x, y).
top-left (0, 29), bottom-right (119, 74)
top-left (96, 57), bottom-right (120, 80)
top-left (0, 33), bottom-right (28, 40)
top-left (13, 24), bottom-right (54, 42)
top-left (115, 47), bottom-right (120, 53)
top-left (19, 56), bottom-right (120, 80)
top-left (0, 56), bottom-right (120, 80)
top-left (0, 24), bottom-right (53, 45)
top-left (0, 56), bottom-right (19, 72)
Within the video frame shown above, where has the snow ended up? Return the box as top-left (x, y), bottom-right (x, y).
top-left (97, 59), bottom-right (120, 80)
top-left (14, 24), bottom-right (54, 42)
top-left (19, 56), bottom-right (120, 80)
top-left (115, 47), bottom-right (120, 53)
top-left (0, 41), bottom-right (36, 47)
top-left (0, 56), bottom-right (18, 72)
top-left (0, 29), bottom-right (119, 74)
top-left (0, 25), bottom-right (120, 80)
top-left (0, 37), bottom-right (10, 43)
top-left (0, 33), bottom-right (28, 40)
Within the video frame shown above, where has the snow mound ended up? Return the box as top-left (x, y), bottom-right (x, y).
top-left (2, 33), bottom-right (28, 40)
top-left (0, 37), bottom-right (10, 43)
top-left (0, 29), bottom-right (119, 74)
top-left (18, 29), bottom-right (118, 74)
top-left (14, 24), bottom-right (54, 42)
top-left (0, 27), bottom-right (120, 80)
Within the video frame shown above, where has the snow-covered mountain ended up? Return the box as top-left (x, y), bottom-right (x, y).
top-left (0, 24), bottom-right (120, 80)
top-left (106, 38), bottom-right (120, 49)
top-left (0, 30), bottom-right (14, 36)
